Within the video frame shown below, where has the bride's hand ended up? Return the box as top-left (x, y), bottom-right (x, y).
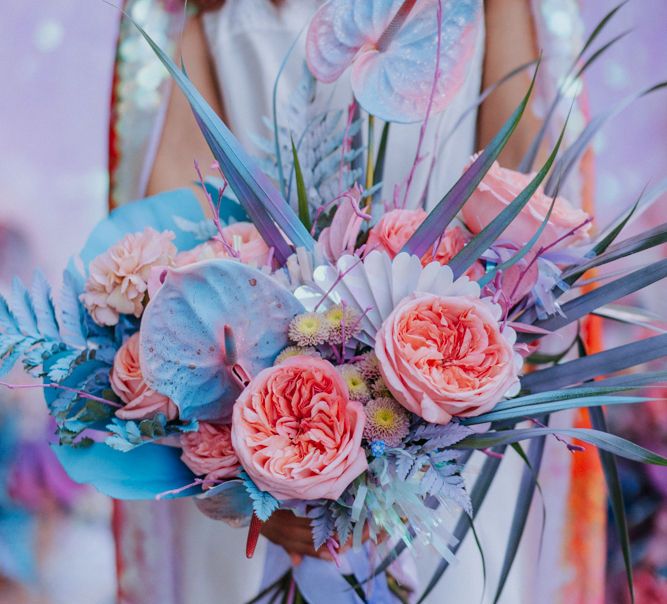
top-left (260, 510), bottom-right (372, 565)
top-left (260, 510), bottom-right (333, 564)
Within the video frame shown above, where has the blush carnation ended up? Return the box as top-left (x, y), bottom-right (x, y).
top-left (180, 422), bottom-right (240, 486)
top-left (110, 332), bottom-right (178, 421)
top-left (375, 293), bottom-right (520, 424)
top-left (175, 222), bottom-right (270, 268)
top-left (366, 209), bottom-right (483, 278)
top-left (461, 161), bottom-right (591, 249)
top-left (231, 356), bottom-right (367, 500)
top-left (81, 227), bottom-right (177, 326)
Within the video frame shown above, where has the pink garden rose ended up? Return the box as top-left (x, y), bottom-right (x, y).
top-left (175, 222), bottom-right (270, 268)
top-left (81, 227), bottom-right (177, 326)
top-left (110, 332), bottom-right (178, 421)
top-left (461, 161), bottom-right (591, 249)
top-left (232, 356), bottom-right (367, 500)
top-left (375, 293), bottom-right (520, 424)
top-left (180, 422), bottom-right (240, 486)
top-left (366, 209), bottom-right (483, 278)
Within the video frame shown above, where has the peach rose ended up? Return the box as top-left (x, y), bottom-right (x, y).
top-left (180, 422), bottom-right (240, 485)
top-left (231, 356), bottom-right (367, 501)
top-left (81, 227), bottom-right (177, 326)
top-left (110, 333), bottom-right (178, 421)
top-left (366, 209), bottom-right (483, 278)
top-left (461, 161), bottom-right (591, 249)
top-left (175, 222), bottom-right (270, 268)
top-left (375, 293), bottom-right (520, 424)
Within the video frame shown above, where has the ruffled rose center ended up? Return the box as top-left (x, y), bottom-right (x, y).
top-left (395, 300), bottom-right (507, 392)
top-left (243, 366), bottom-right (352, 479)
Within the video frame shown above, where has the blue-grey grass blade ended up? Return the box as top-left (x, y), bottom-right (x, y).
top-left (589, 406), bottom-right (635, 603)
top-left (520, 334), bottom-right (667, 392)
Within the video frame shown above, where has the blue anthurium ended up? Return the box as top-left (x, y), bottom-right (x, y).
top-left (306, 0), bottom-right (483, 123)
top-left (140, 259), bottom-right (305, 422)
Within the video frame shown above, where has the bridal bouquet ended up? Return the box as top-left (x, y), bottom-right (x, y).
top-left (2, 1), bottom-right (666, 602)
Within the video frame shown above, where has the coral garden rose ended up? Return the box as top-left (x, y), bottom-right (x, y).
top-left (366, 209), bottom-right (426, 258)
top-left (175, 222), bottom-right (270, 268)
top-left (366, 209), bottom-right (483, 278)
top-left (375, 293), bottom-right (520, 424)
top-left (461, 161), bottom-right (591, 249)
top-left (180, 422), bottom-right (240, 486)
top-left (110, 332), bottom-right (179, 421)
top-left (231, 356), bottom-right (367, 501)
top-left (81, 227), bottom-right (177, 326)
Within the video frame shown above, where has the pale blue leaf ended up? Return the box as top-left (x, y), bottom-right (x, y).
top-left (30, 271), bottom-right (60, 340)
top-left (241, 472), bottom-right (279, 521)
top-left (57, 270), bottom-right (87, 349)
top-left (11, 278), bottom-right (38, 338)
top-left (0, 296), bottom-right (18, 335)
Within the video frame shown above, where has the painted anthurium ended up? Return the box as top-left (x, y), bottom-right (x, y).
top-left (306, 0), bottom-right (483, 123)
top-left (140, 259), bottom-right (304, 422)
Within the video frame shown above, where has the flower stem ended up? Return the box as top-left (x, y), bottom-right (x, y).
top-left (365, 114), bottom-right (376, 193)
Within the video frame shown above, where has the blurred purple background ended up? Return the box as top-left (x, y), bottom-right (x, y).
top-left (0, 2), bottom-right (116, 282)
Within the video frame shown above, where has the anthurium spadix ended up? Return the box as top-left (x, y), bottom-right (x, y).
top-left (130, 18), bottom-right (315, 265)
top-left (306, 0), bottom-right (483, 123)
top-left (140, 260), bottom-right (304, 422)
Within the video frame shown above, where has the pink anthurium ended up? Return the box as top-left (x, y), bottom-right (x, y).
top-left (306, 0), bottom-right (483, 123)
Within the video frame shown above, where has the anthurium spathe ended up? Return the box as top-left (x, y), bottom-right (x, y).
top-left (306, 0), bottom-right (483, 123)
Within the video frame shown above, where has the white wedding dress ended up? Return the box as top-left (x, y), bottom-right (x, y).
top-left (111, 1), bottom-right (587, 602)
